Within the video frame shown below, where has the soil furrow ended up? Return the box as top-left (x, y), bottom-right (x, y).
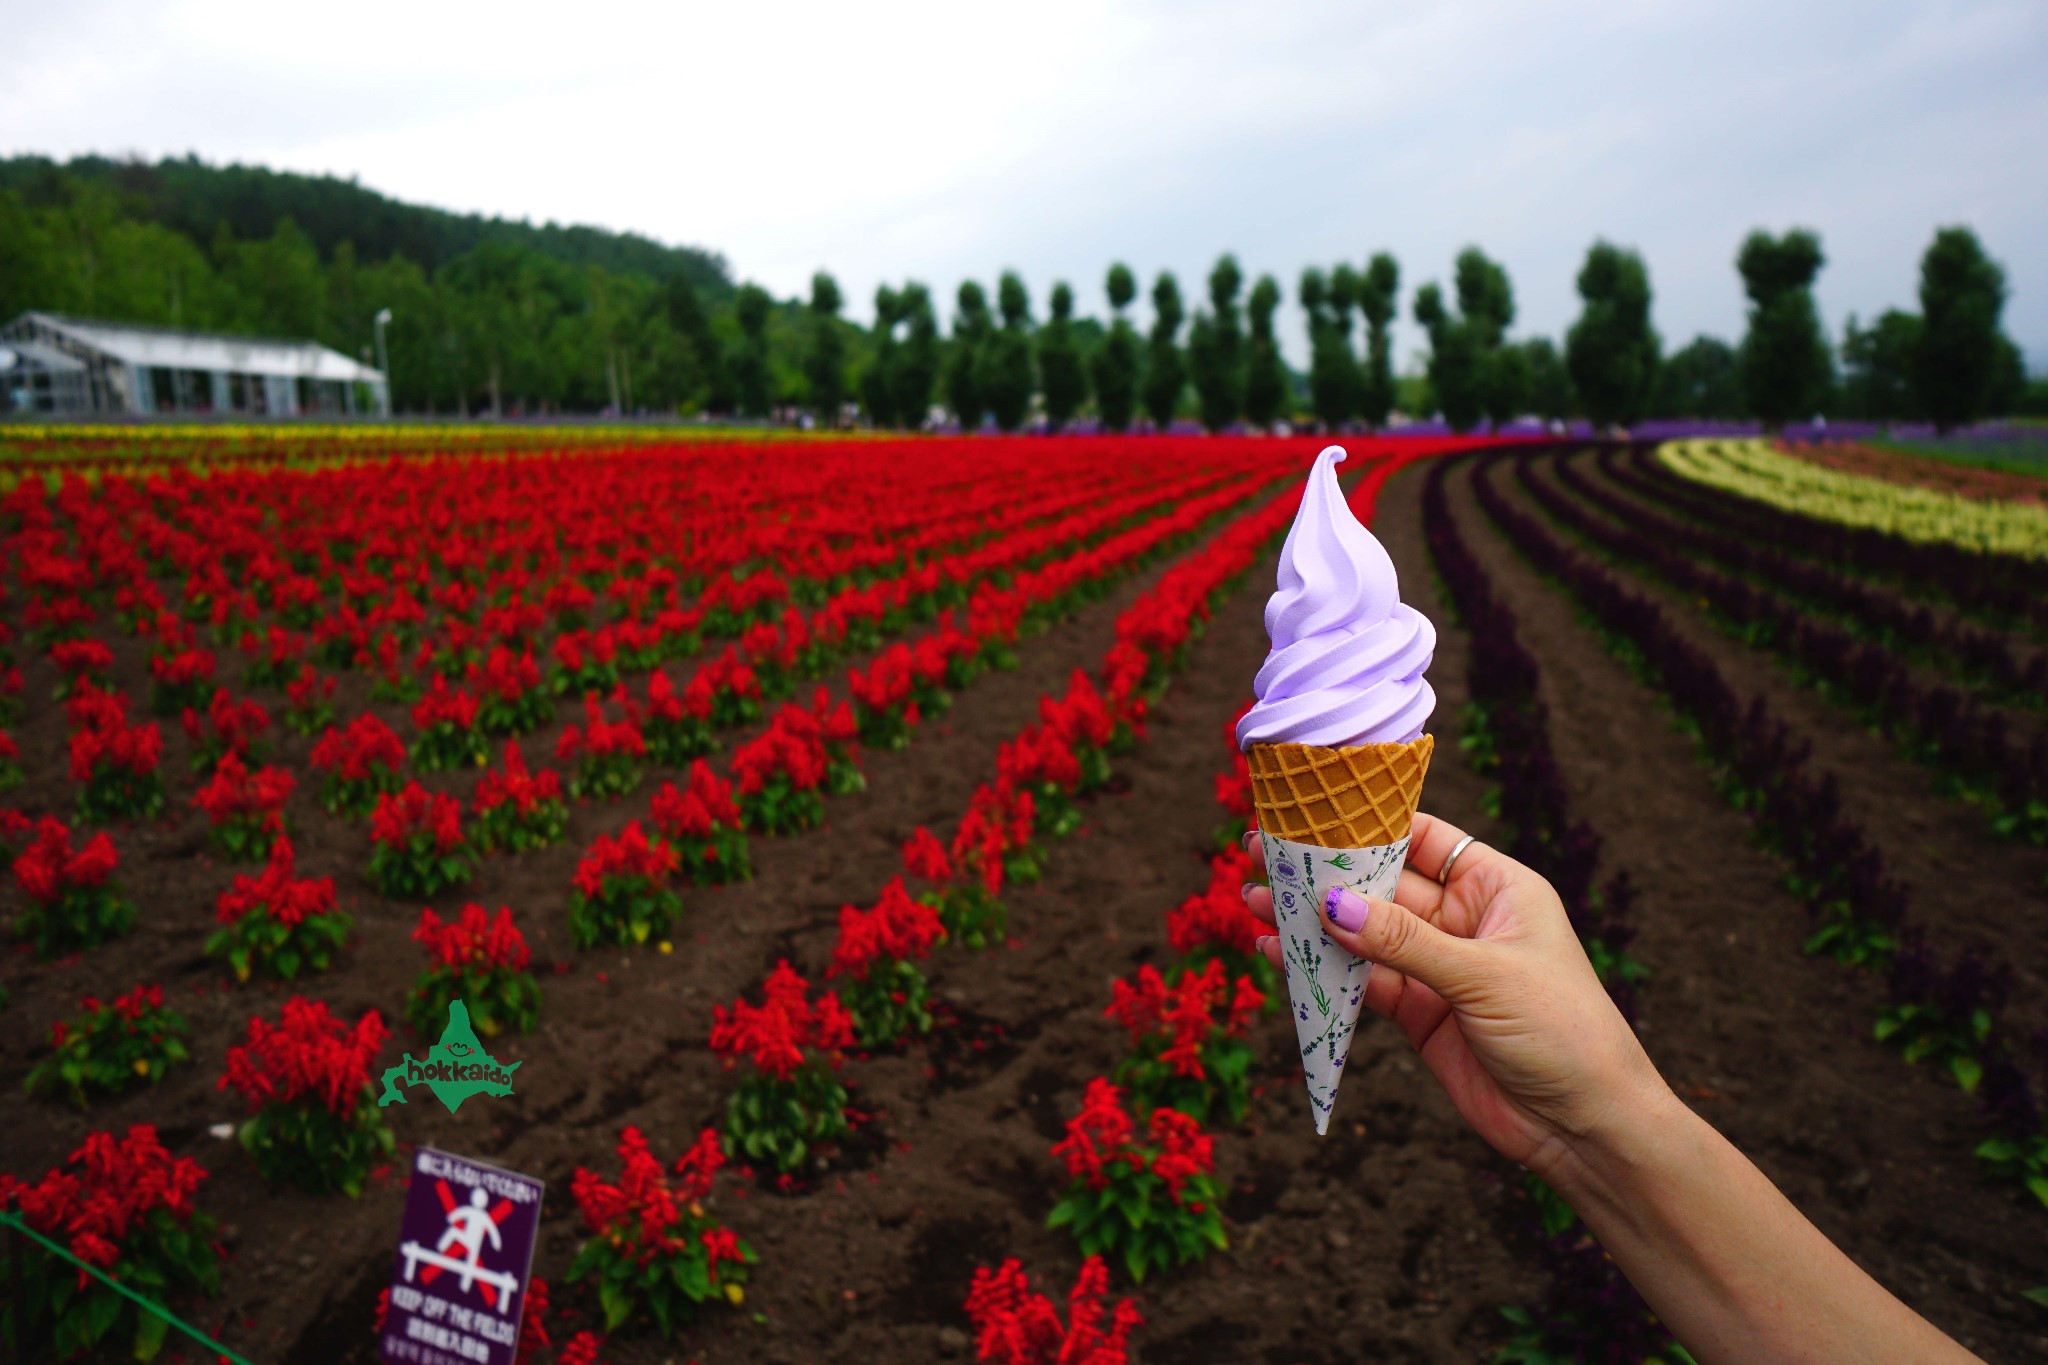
top-left (1510, 452), bottom-right (2048, 1017)
top-left (1448, 457), bottom-right (2048, 1361)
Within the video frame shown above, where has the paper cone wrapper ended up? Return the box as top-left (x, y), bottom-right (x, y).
top-left (1248, 735), bottom-right (1433, 1135)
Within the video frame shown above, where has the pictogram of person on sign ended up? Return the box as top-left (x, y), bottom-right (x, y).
top-left (440, 1187), bottom-right (502, 1281)
top-left (401, 1178), bottom-right (521, 1311)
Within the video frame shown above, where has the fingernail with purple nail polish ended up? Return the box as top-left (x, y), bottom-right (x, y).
top-left (1324, 886), bottom-right (1369, 932)
top-left (1240, 882), bottom-right (1258, 902)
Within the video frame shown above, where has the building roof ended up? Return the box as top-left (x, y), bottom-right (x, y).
top-left (11, 312), bottom-right (383, 383)
top-left (0, 339), bottom-right (87, 373)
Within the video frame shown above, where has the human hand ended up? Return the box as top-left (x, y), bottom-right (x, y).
top-left (1245, 813), bottom-right (1669, 1173)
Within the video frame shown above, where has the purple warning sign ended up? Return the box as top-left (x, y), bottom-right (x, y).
top-left (378, 1147), bottom-right (544, 1365)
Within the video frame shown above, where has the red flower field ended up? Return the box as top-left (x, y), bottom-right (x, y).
top-left (2, 430), bottom-right (2042, 1363)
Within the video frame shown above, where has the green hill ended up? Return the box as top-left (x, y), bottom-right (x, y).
top-left (0, 154), bottom-right (731, 299)
top-left (0, 153), bottom-right (767, 414)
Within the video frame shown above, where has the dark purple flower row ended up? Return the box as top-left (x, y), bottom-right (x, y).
top-left (1517, 454), bottom-right (2047, 851)
top-left (1472, 451), bottom-right (2045, 1180)
top-left (1423, 456), bottom-right (1668, 1360)
top-left (1584, 451), bottom-right (2048, 707)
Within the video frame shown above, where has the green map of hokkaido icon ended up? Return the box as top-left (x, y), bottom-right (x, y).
top-left (378, 1000), bottom-right (519, 1114)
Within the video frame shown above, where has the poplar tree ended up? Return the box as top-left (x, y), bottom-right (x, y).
top-left (1244, 274), bottom-right (1287, 429)
top-left (1915, 227), bottom-right (2007, 432)
top-left (947, 280), bottom-right (992, 432)
top-left (893, 282), bottom-right (939, 429)
top-left (1141, 271), bottom-right (1185, 430)
top-left (1300, 267), bottom-right (1357, 431)
top-left (1841, 310), bottom-right (1921, 421)
top-left (1736, 228), bottom-right (1830, 428)
top-left (983, 270), bottom-right (1035, 432)
top-left (1188, 253), bottom-right (1245, 431)
top-left (731, 283), bottom-right (772, 418)
top-left (806, 271), bottom-right (845, 425)
top-left (1037, 281), bottom-right (1087, 431)
top-left (1412, 247), bottom-right (1514, 431)
top-left (1357, 252), bottom-right (1400, 426)
top-left (1092, 263), bottom-right (1141, 431)
top-left (1565, 240), bottom-right (1660, 429)
top-left (862, 284), bottom-right (901, 427)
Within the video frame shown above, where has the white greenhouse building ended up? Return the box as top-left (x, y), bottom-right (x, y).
top-left (1, 312), bottom-right (389, 418)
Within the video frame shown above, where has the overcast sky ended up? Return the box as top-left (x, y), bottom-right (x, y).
top-left (6, 0), bottom-right (2045, 370)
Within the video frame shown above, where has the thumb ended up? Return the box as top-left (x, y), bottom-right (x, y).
top-left (1320, 885), bottom-right (1481, 1001)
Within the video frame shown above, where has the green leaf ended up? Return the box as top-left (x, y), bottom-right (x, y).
top-left (133, 1306), bottom-right (170, 1361)
top-left (600, 1277), bottom-right (631, 1331)
top-left (84, 1288), bottom-right (121, 1342)
top-left (2020, 1286), bottom-right (2048, 1311)
top-left (1949, 1054), bottom-right (1983, 1094)
top-left (2027, 1176), bottom-right (2048, 1211)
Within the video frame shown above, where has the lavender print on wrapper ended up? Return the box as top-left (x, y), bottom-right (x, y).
top-left (1264, 832), bottom-right (1408, 1135)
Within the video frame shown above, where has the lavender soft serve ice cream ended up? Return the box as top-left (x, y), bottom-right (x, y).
top-left (1236, 444), bottom-right (1436, 752)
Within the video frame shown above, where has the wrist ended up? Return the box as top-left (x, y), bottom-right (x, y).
top-left (1532, 1075), bottom-right (1701, 1217)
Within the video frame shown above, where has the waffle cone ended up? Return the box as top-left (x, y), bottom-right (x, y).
top-left (1247, 736), bottom-right (1434, 848)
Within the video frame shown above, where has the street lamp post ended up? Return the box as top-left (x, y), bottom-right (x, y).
top-left (373, 308), bottom-right (393, 416)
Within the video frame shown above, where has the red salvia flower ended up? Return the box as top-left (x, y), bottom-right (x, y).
top-left (571, 821), bottom-right (678, 900)
top-left (216, 838), bottom-right (336, 930)
top-left (472, 739), bottom-right (565, 819)
top-left (411, 673), bottom-right (481, 732)
top-left (708, 960), bottom-right (855, 1081)
top-left (413, 904), bottom-right (530, 973)
top-left (0, 1125), bottom-right (208, 1283)
top-left (1165, 847), bottom-right (1263, 959)
top-left (13, 817), bottom-right (118, 904)
top-left (48, 638), bottom-right (114, 678)
top-left (649, 760), bottom-right (741, 841)
top-left (963, 1255), bottom-right (1141, 1365)
top-left (370, 782), bottom-right (465, 853)
top-left (193, 752), bottom-right (296, 836)
top-left (902, 826), bottom-right (953, 884)
top-left (555, 689), bottom-right (646, 764)
top-left (469, 645), bottom-right (542, 702)
top-left (828, 877), bottom-right (946, 981)
top-left (1051, 1078), bottom-right (1139, 1191)
top-left (310, 713), bottom-right (407, 782)
top-left (1105, 959), bottom-right (1262, 1081)
top-left (218, 996), bottom-right (387, 1120)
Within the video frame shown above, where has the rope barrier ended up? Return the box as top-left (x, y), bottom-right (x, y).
top-left (0, 1210), bottom-right (260, 1365)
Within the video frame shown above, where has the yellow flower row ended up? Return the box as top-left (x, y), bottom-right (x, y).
top-left (1656, 438), bottom-right (2048, 561)
top-left (0, 422), bottom-right (895, 486)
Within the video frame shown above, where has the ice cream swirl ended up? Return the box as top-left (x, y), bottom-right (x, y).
top-left (1235, 444), bottom-right (1435, 750)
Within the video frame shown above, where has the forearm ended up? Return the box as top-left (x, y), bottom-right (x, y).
top-left (1538, 1089), bottom-right (1978, 1365)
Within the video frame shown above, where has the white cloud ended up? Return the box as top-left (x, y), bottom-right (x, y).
top-left (3, 0), bottom-right (2044, 367)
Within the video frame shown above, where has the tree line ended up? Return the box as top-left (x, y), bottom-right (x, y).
top-left (0, 156), bottom-right (2035, 428)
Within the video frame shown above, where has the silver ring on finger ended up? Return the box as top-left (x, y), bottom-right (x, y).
top-left (1437, 834), bottom-right (1478, 885)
